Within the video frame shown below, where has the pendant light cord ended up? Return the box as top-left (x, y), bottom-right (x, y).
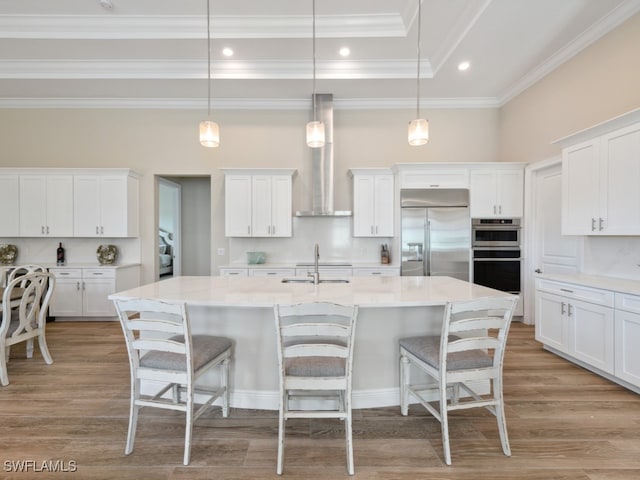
top-left (206, 0), bottom-right (212, 118)
top-left (415, 0), bottom-right (422, 119)
top-left (312, 0), bottom-right (317, 122)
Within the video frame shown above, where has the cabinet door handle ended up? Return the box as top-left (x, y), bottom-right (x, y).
top-left (101, 226), bottom-right (104, 235)
top-left (272, 225), bottom-right (275, 235)
top-left (568, 304), bottom-right (573, 316)
top-left (82, 281), bottom-right (85, 291)
top-left (96, 226), bottom-right (100, 234)
top-left (498, 205), bottom-right (502, 214)
top-left (247, 226), bottom-right (251, 235)
top-left (591, 218), bottom-right (596, 231)
top-left (560, 288), bottom-right (573, 293)
top-left (41, 226), bottom-right (45, 234)
top-left (599, 218), bottom-right (604, 231)
top-left (493, 205), bottom-right (497, 214)
top-left (46, 226), bottom-right (50, 234)
top-left (76, 281), bottom-right (80, 291)
top-left (561, 302), bottom-right (566, 315)
top-left (375, 225), bottom-right (379, 234)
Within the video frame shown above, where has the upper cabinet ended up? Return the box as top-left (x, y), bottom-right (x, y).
top-left (0, 175), bottom-right (20, 237)
top-left (558, 110), bottom-right (640, 235)
top-left (0, 168), bottom-right (140, 238)
top-left (74, 173), bottom-right (140, 237)
top-left (223, 169), bottom-right (295, 238)
top-left (19, 175), bottom-right (74, 237)
top-left (470, 166), bottom-right (524, 218)
top-left (395, 163), bottom-right (469, 189)
top-left (350, 169), bottom-right (394, 237)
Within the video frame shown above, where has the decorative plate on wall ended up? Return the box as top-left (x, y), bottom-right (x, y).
top-left (0, 244), bottom-right (17, 265)
top-left (96, 245), bottom-right (118, 265)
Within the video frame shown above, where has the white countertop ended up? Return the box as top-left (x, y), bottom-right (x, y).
top-left (110, 275), bottom-right (510, 308)
top-left (220, 263), bottom-right (399, 269)
top-left (539, 273), bottom-right (640, 296)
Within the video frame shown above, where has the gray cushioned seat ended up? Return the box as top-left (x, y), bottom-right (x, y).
top-left (140, 335), bottom-right (232, 371)
top-left (285, 356), bottom-right (346, 377)
top-left (399, 335), bottom-right (492, 371)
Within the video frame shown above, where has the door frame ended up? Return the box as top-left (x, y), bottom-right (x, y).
top-left (157, 176), bottom-right (182, 279)
top-left (524, 156), bottom-right (583, 325)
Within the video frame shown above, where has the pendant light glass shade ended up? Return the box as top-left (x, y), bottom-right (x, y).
top-left (409, 0), bottom-right (428, 146)
top-left (306, 0), bottom-right (325, 148)
top-left (306, 120), bottom-right (325, 148)
top-left (200, 0), bottom-right (219, 148)
top-left (408, 118), bottom-right (429, 146)
top-left (200, 120), bottom-right (220, 147)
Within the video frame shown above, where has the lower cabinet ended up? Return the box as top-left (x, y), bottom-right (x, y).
top-left (49, 265), bottom-right (139, 319)
top-left (249, 268), bottom-right (295, 277)
top-left (536, 278), bottom-right (639, 391)
top-left (352, 267), bottom-right (400, 276)
top-left (614, 293), bottom-right (640, 387)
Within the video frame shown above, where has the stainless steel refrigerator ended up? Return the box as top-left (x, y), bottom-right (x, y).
top-left (400, 189), bottom-right (470, 280)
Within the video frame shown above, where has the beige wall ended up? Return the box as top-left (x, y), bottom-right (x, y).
top-left (499, 11), bottom-right (640, 163)
top-left (0, 107), bottom-right (498, 283)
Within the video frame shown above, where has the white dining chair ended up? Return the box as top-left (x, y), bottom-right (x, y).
top-left (113, 298), bottom-right (232, 465)
top-left (1, 271), bottom-right (55, 386)
top-left (274, 302), bottom-right (358, 475)
top-left (399, 295), bottom-right (518, 465)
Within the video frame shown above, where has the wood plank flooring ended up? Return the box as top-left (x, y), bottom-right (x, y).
top-left (1, 321), bottom-right (639, 479)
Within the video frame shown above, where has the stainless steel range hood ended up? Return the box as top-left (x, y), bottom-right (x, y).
top-left (296, 93), bottom-right (352, 217)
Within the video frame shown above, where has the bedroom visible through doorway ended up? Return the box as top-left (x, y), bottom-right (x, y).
top-left (157, 175), bottom-right (211, 280)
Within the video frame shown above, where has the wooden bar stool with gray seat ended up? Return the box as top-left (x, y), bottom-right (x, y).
top-left (113, 298), bottom-right (233, 465)
top-left (399, 295), bottom-right (518, 465)
top-left (274, 302), bottom-right (359, 475)
top-left (1, 271), bottom-right (56, 386)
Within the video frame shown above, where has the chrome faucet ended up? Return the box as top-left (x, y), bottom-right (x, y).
top-left (308, 243), bottom-right (320, 285)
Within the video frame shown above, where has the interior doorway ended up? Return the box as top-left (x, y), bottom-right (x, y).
top-left (524, 158), bottom-right (582, 323)
top-left (156, 175), bottom-right (211, 279)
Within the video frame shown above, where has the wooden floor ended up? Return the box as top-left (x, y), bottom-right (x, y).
top-left (1, 321), bottom-right (640, 479)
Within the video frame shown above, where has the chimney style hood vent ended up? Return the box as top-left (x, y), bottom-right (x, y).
top-left (296, 93), bottom-right (352, 217)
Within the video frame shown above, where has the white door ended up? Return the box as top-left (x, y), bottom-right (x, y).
top-left (570, 299), bottom-right (614, 374)
top-left (270, 175), bottom-right (292, 237)
top-left (224, 175), bottom-right (252, 237)
top-left (0, 175), bottom-right (20, 236)
top-left (352, 175), bottom-right (375, 236)
top-left (251, 176), bottom-right (272, 237)
top-left (525, 159), bottom-right (581, 324)
top-left (74, 176), bottom-right (101, 237)
top-left (49, 278), bottom-right (83, 316)
top-left (615, 310), bottom-right (640, 387)
top-left (83, 279), bottom-right (116, 316)
top-left (19, 176), bottom-right (48, 236)
top-left (100, 176), bottom-right (128, 236)
top-left (158, 177), bottom-right (182, 278)
top-left (497, 170), bottom-right (524, 218)
top-left (374, 175), bottom-right (394, 236)
top-left (46, 175), bottom-right (74, 237)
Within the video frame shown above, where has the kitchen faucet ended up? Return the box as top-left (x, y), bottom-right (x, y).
top-left (308, 243), bottom-right (320, 284)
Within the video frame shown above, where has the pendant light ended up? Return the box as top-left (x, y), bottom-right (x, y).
top-left (199, 0), bottom-right (220, 148)
top-left (306, 0), bottom-right (325, 148)
top-left (408, 0), bottom-right (429, 146)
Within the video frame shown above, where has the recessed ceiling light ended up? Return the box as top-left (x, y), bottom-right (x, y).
top-left (222, 48), bottom-right (234, 57)
top-left (458, 61), bottom-right (470, 71)
top-left (339, 47), bottom-right (351, 57)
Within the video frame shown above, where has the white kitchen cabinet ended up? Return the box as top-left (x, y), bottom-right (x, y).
top-left (19, 175), bottom-right (74, 237)
top-left (395, 164), bottom-right (469, 189)
top-left (219, 268), bottom-right (249, 277)
top-left (352, 267), bottom-right (400, 276)
top-left (561, 121), bottom-right (640, 235)
top-left (614, 293), bottom-right (640, 388)
top-left (535, 279), bottom-right (615, 376)
top-left (224, 175), bottom-right (252, 237)
top-left (0, 175), bottom-right (20, 237)
top-left (74, 173), bottom-right (139, 237)
top-left (249, 268), bottom-right (295, 277)
top-left (251, 175), bottom-right (292, 237)
top-left (470, 167), bottom-right (524, 218)
top-left (48, 265), bottom-right (139, 319)
top-left (223, 169), bottom-right (295, 238)
top-left (350, 170), bottom-right (394, 237)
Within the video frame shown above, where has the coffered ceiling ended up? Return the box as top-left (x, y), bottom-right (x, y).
top-left (0, 0), bottom-right (639, 109)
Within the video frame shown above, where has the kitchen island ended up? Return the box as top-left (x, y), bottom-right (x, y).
top-left (110, 275), bottom-right (512, 409)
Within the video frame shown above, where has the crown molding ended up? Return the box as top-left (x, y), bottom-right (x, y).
top-left (498, 0), bottom-right (640, 106)
top-left (0, 96), bottom-right (500, 110)
top-left (0, 13), bottom-right (406, 39)
top-left (0, 58), bottom-right (433, 80)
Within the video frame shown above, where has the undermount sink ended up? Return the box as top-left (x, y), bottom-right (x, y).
top-left (281, 278), bottom-right (350, 284)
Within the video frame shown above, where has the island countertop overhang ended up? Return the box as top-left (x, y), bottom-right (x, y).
top-left (109, 275), bottom-right (512, 308)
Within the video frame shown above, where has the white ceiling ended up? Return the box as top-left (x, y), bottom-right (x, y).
top-left (1, 0), bottom-right (639, 109)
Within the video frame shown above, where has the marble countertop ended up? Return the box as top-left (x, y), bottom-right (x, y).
top-left (538, 273), bottom-right (640, 296)
top-left (110, 275), bottom-right (510, 308)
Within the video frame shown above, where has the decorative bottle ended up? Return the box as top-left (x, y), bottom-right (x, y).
top-left (57, 242), bottom-right (65, 266)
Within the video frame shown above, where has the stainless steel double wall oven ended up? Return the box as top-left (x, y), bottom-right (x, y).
top-left (471, 218), bottom-right (522, 310)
